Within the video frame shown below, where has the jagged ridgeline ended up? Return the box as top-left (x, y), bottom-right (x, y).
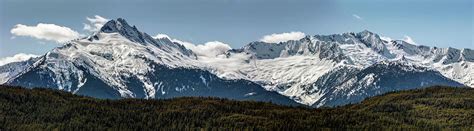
top-left (1, 18), bottom-right (472, 107)
top-left (0, 85), bottom-right (472, 130)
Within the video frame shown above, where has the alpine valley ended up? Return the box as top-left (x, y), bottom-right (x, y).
top-left (1, 18), bottom-right (472, 107)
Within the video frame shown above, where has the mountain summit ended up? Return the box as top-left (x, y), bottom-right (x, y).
top-left (100, 18), bottom-right (153, 44)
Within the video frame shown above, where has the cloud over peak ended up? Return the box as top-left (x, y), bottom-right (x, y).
top-left (260, 32), bottom-right (306, 43)
top-left (84, 15), bottom-right (109, 33)
top-left (186, 41), bottom-right (232, 58)
top-left (154, 33), bottom-right (232, 58)
top-left (153, 34), bottom-right (171, 39)
top-left (10, 23), bottom-right (80, 43)
top-left (0, 53), bottom-right (38, 66)
top-left (403, 35), bottom-right (417, 45)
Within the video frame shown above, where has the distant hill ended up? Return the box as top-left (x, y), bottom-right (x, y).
top-left (0, 85), bottom-right (472, 130)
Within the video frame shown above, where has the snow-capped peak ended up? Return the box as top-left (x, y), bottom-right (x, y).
top-left (100, 18), bottom-right (146, 44)
top-left (90, 18), bottom-right (196, 58)
top-left (3, 18), bottom-right (202, 98)
top-left (98, 18), bottom-right (156, 46)
top-left (100, 18), bottom-right (138, 34)
top-left (2, 17), bottom-right (472, 108)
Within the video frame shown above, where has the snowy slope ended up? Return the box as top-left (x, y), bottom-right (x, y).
top-left (386, 40), bottom-right (474, 87)
top-left (202, 30), bottom-right (470, 105)
top-left (6, 18), bottom-right (299, 106)
top-left (191, 36), bottom-right (348, 105)
top-left (313, 60), bottom-right (464, 107)
top-left (0, 57), bottom-right (38, 84)
top-left (7, 18), bottom-right (196, 97)
top-left (3, 18), bottom-right (471, 107)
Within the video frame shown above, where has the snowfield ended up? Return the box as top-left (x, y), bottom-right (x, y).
top-left (1, 18), bottom-right (471, 107)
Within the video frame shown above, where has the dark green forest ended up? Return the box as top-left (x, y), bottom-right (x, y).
top-left (0, 85), bottom-right (472, 130)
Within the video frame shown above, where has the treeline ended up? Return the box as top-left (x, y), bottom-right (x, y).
top-left (0, 85), bottom-right (472, 130)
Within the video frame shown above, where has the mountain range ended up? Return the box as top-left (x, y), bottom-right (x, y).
top-left (1, 18), bottom-right (472, 107)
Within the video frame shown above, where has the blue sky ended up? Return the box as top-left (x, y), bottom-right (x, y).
top-left (0, 0), bottom-right (472, 58)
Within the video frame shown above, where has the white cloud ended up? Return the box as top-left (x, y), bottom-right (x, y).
top-left (157, 34), bottom-right (249, 79)
top-left (184, 41), bottom-right (232, 58)
top-left (169, 37), bottom-right (231, 58)
top-left (0, 53), bottom-right (38, 66)
top-left (153, 34), bottom-right (171, 39)
top-left (403, 35), bottom-right (417, 45)
top-left (155, 34), bottom-right (232, 58)
top-left (260, 31), bottom-right (306, 43)
top-left (380, 36), bottom-right (393, 42)
top-left (171, 37), bottom-right (249, 79)
top-left (352, 14), bottom-right (363, 20)
top-left (10, 15), bottom-right (109, 43)
top-left (10, 23), bottom-right (80, 43)
top-left (83, 15), bottom-right (109, 33)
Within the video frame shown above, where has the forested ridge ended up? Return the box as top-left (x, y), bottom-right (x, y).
top-left (0, 85), bottom-right (472, 130)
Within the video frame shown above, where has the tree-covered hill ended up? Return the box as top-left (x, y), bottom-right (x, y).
top-left (0, 85), bottom-right (472, 130)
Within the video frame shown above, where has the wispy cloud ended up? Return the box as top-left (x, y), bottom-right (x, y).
top-left (10, 23), bottom-right (80, 43)
top-left (10, 15), bottom-right (110, 44)
top-left (352, 14), bottom-right (363, 20)
top-left (83, 15), bottom-right (109, 33)
top-left (380, 36), bottom-right (393, 42)
top-left (160, 33), bottom-right (232, 58)
top-left (166, 34), bottom-right (248, 78)
top-left (152, 34), bottom-right (171, 39)
top-left (403, 35), bottom-right (417, 45)
top-left (0, 53), bottom-right (38, 66)
top-left (260, 31), bottom-right (306, 43)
